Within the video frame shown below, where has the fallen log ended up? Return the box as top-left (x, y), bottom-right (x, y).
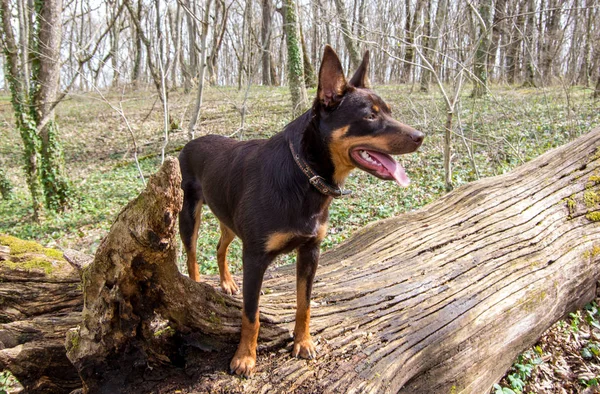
top-left (0, 236), bottom-right (83, 393)
top-left (67, 127), bottom-right (600, 393)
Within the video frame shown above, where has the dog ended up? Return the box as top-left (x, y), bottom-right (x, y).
top-left (178, 45), bottom-right (424, 377)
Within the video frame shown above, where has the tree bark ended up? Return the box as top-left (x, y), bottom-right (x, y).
top-left (282, 0), bottom-right (308, 116)
top-left (470, 0), bottom-right (491, 97)
top-left (63, 127), bottom-right (600, 393)
top-left (33, 0), bottom-right (72, 211)
top-left (0, 240), bottom-right (86, 393)
top-left (0, 0), bottom-right (42, 219)
top-left (332, 0), bottom-right (361, 69)
top-left (261, 0), bottom-right (273, 85)
top-left (187, 0), bottom-right (212, 140)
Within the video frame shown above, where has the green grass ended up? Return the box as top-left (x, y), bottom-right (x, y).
top-left (0, 84), bottom-right (599, 270)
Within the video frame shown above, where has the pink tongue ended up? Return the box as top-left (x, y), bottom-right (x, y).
top-left (367, 150), bottom-right (410, 187)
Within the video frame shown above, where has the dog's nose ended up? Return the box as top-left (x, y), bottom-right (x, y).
top-left (410, 130), bottom-right (425, 145)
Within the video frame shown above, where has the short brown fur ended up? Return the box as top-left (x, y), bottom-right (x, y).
top-left (177, 45), bottom-right (423, 378)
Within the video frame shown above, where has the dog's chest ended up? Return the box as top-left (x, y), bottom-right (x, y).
top-left (264, 220), bottom-right (328, 254)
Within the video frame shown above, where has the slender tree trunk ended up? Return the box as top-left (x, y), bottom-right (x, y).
top-left (420, 0), bottom-right (446, 93)
top-left (540, 0), bottom-right (563, 84)
top-left (300, 24), bottom-right (316, 87)
top-left (109, 0), bottom-right (121, 87)
top-left (522, 0), bottom-right (537, 87)
top-left (0, 166), bottom-right (12, 200)
top-left (170, 3), bottom-right (182, 88)
top-left (401, 0), bottom-right (423, 83)
top-left (471, 0), bottom-right (491, 97)
top-left (261, 0), bottom-right (273, 85)
top-left (184, 0), bottom-right (198, 93)
top-left (132, 0), bottom-right (143, 87)
top-left (283, 0), bottom-right (308, 116)
top-left (507, 0), bottom-right (525, 84)
top-left (488, 0), bottom-right (506, 79)
top-left (333, 0), bottom-right (361, 69)
top-left (207, 0), bottom-right (227, 86)
top-left (187, 0), bottom-right (213, 139)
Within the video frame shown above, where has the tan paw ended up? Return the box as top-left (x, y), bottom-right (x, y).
top-left (292, 336), bottom-right (317, 359)
top-left (220, 278), bottom-right (240, 295)
top-left (230, 353), bottom-right (256, 377)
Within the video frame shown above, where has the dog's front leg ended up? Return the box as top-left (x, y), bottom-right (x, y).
top-left (230, 249), bottom-right (270, 377)
top-left (292, 241), bottom-right (320, 359)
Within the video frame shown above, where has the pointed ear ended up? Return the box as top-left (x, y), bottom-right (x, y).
top-left (349, 50), bottom-right (371, 88)
top-left (317, 45), bottom-right (347, 108)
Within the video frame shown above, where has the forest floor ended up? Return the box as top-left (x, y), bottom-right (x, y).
top-left (1, 83), bottom-right (600, 393)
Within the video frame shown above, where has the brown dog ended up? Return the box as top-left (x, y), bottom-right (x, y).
top-left (178, 45), bottom-right (424, 376)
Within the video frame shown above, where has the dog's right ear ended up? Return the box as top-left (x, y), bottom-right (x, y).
top-left (317, 45), bottom-right (347, 108)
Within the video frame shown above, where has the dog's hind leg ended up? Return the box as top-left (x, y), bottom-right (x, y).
top-left (217, 222), bottom-right (239, 295)
top-left (179, 185), bottom-right (203, 282)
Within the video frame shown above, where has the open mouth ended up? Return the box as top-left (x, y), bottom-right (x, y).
top-left (350, 148), bottom-right (410, 187)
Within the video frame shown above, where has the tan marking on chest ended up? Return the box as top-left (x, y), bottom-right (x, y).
top-left (316, 223), bottom-right (328, 242)
top-left (265, 232), bottom-right (296, 253)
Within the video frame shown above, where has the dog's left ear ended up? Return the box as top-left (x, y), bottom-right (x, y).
top-left (317, 45), bottom-right (347, 108)
top-left (349, 50), bottom-right (371, 88)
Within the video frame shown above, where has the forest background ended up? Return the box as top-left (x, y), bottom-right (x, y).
top-left (1, 0), bottom-right (600, 392)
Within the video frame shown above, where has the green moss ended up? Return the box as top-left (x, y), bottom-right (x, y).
top-left (154, 326), bottom-right (175, 338)
top-left (0, 234), bottom-right (45, 255)
top-left (208, 311), bottom-right (221, 325)
top-left (584, 190), bottom-right (600, 208)
top-left (67, 331), bottom-right (80, 352)
top-left (583, 245), bottom-right (600, 259)
top-left (585, 212), bottom-right (600, 222)
top-left (564, 195), bottom-right (576, 218)
top-left (0, 234), bottom-right (65, 261)
top-left (1, 257), bottom-right (54, 274)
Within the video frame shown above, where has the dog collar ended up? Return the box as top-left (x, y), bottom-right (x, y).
top-left (289, 141), bottom-right (352, 198)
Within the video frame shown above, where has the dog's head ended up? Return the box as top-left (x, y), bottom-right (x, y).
top-left (314, 45), bottom-right (424, 187)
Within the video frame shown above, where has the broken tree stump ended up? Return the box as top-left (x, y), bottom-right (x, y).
top-left (67, 128), bottom-right (600, 393)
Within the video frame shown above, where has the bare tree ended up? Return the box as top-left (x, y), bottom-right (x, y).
top-left (283, 0), bottom-right (308, 115)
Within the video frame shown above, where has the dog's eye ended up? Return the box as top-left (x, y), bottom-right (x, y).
top-left (365, 112), bottom-right (378, 120)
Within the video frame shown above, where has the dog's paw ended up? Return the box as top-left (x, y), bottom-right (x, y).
top-left (220, 278), bottom-right (240, 295)
top-left (230, 354), bottom-right (256, 377)
top-left (292, 336), bottom-right (317, 359)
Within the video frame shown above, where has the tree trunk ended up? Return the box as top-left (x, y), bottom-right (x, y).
top-left (470, 0), bottom-right (491, 97)
top-left (66, 127), bottom-right (600, 393)
top-left (420, 0), bottom-right (446, 93)
top-left (0, 166), bottom-right (12, 200)
top-left (332, 0), bottom-right (361, 69)
top-left (522, 0), bottom-right (536, 87)
top-left (282, 0), bottom-right (308, 116)
top-left (0, 0), bottom-right (43, 219)
top-left (131, 0), bottom-right (143, 87)
top-left (32, 0), bottom-right (73, 211)
top-left (0, 239), bottom-right (87, 393)
top-left (207, 0), bottom-right (228, 86)
top-left (261, 0), bottom-right (273, 85)
top-left (488, 0), bottom-right (506, 79)
top-left (187, 0), bottom-right (212, 140)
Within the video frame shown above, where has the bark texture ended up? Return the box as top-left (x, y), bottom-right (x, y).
top-left (60, 128), bottom-right (600, 393)
top-left (0, 240), bottom-right (84, 393)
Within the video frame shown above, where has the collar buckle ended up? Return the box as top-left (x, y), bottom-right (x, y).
top-left (289, 140), bottom-right (352, 198)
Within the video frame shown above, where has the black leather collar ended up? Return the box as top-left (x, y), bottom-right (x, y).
top-left (289, 141), bottom-right (352, 198)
